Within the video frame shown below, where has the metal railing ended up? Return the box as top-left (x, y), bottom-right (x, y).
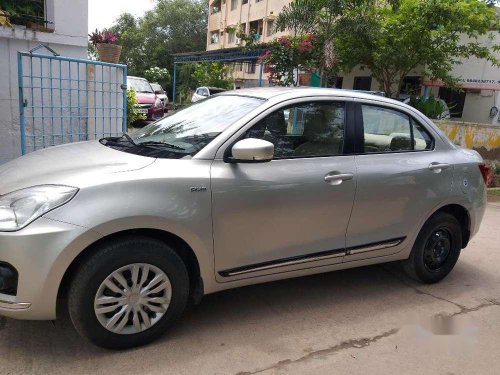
top-left (17, 45), bottom-right (127, 154)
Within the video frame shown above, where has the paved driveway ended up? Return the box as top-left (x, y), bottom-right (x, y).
top-left (1, 203), bottom-right (499, 375)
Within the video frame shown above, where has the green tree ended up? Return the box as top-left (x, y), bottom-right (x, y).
top-left (191, 62), bottom-right (234, 90)
top-left (109, 13), bottom-right (146, 73)
top-left (274, 0), bottom-right (371, 85)
top-left (335, 0), bottom-right (500, 98)
top-left (109, 0), bottom-right (207, 93)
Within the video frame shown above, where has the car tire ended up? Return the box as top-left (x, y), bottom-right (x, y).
top-left (402, 212), bottom-right (462, 284)
top-left (68, 236), bottom-right (189, 350)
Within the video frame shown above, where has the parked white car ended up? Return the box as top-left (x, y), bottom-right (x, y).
top-left (191, 87), bottom-right (227, 102)
top-left (150, 83), bottom-right (169, 112)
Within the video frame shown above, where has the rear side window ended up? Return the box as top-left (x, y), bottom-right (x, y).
top-left (361, 105), bottom-right (433, 153)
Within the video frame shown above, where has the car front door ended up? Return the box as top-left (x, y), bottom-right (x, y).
top-left (211, 100), bottom-right (357, 281)
top-left (344, 102), bottom-right (454, 262)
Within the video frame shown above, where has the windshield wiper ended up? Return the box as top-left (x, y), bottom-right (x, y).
top-left (101, 133), bottom-right (136, 147)
top-left (137, 141), bottom-right (186, 151)
top-left (122, 133), bottom-right (136, 145)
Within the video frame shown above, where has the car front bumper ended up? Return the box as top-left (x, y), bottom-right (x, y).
top-left (0, 217), bottom-right (100, 320)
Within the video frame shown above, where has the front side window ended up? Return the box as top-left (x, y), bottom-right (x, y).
top-left (242, 102), bottom-right (345, 159)
top-left (101, 96), bottom-right (263, 159)
top-left (362, 105), bottom-right (433, 153)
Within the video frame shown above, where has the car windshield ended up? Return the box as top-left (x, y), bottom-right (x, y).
top-left (129, 78), bottom-right (153, 93)
top-left (209, 88), bottom-right (226, 95)
top-left (101, 95), bottom-right (264, 159)
top-left (151, 83), bottom-right (163, 93)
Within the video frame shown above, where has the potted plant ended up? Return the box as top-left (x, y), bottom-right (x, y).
top-left (89, 29), bottom-right (122, 64)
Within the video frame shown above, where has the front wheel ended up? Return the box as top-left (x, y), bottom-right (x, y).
top-left (402, 212), bottom-right (462, 284)
top-left (68, 236), bottom-right (189, 349)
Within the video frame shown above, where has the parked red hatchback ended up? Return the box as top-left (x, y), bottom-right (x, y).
top-left (128, 76), bottom-right (164, 122)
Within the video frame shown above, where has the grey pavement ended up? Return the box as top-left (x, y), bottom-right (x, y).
top-left (0, 203), bottom-right (499, 375)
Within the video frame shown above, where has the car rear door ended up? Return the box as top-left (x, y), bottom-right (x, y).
top-left (211, 99), bottom-right (357, 281)
top-left (344, 101), bottom-right (454, 262)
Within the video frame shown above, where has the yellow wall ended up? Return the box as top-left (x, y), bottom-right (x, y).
top-left (436, 120), bottom-right (500, 159)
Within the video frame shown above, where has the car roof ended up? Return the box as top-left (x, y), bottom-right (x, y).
top-left (128, 76), bottom-right (147, 81)
top-left (220, 87), bottom-right (399, 103)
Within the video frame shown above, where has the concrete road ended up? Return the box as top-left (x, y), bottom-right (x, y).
top-left (1, 204), bottom-right (499, 375)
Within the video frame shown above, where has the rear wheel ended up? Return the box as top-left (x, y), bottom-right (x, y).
top-left (403, 212), bottom-right (462, 284)
top-left (68, 236), bottom-right (189, 349)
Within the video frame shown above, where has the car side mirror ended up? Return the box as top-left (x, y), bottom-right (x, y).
top-left (228, 138), bottom-right (274, 163)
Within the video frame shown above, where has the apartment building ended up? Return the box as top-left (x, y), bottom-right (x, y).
top-left (207, 0), bottom-right (292, 87)
top-left (205, 1), bottom-right (500, 124)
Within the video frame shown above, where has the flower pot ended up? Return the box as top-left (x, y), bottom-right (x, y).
top-left (96, 43), bottom-right (122, 64)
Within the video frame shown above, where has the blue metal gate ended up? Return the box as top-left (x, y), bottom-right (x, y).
top-left (17, 45), bottom-right (128, 154)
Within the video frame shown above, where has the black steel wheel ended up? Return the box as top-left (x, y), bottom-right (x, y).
top-left (403, 212), bottom-right (462, 284)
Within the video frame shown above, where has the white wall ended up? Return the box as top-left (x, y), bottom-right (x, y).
top-left (0, 0), bottom-right (88, 165)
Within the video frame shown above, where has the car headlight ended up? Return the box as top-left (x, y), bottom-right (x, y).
top-left (154, 98), bottom-right (162, 108)
top-left (0, 185), bottom-right (78, 232)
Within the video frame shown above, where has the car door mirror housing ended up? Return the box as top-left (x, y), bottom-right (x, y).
top-left (228, 138), bottom-right (274, 163)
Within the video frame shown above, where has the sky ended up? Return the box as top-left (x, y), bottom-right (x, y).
top-left (88, 0), bottom-right (155, 32)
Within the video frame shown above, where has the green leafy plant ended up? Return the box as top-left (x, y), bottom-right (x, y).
top-left (191, 62), bottom-right (234, 90)
top-left (126, 90), bottom-right (146, 128)
top-left (408, 95), bottom-right (445, 119)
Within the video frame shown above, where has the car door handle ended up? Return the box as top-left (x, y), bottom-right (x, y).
top-left (428, 162), bottom-right (450, 173)
top-left (324, 173), bottom-right (354, 185)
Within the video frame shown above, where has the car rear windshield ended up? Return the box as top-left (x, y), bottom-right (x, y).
top-left (101, 95), bottom-right (264, 159)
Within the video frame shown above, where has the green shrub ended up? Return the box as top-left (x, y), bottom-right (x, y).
top-left (408, 95), bottom-right (445, 119)
top-left (126, 89), bottom-right (146, 128)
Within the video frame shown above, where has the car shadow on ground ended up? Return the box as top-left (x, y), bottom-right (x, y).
top-left (0, 259), bottom-right (488, 366)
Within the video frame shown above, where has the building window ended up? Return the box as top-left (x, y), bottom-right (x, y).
top-left (211, 0), bottom-right (221, 14)
top-left (2, 0), bottom-right (47, 28)
top-left (228, 31), bottom-right (236, 44)
top-left (249, 19), bottom-right (263, 40)
top-left (266, 20), bottom-right (275, 37)
top-left (245, 63), bottom-right (256, 74)
top-left (210, 31), bottom-right (220, 45)
top-left (242, 0), bottom-right (248, 4)
top-left (438, 87), bottom-right (466, 118)
top-left (231, 0), bottom-right (238, 11)
top-left (353, 76), bottom-right (372, 91)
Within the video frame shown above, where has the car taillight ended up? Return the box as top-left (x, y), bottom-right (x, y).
top-left (479, 163), bottom-right (492, 186)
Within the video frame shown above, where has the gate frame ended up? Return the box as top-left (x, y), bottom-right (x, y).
top-left (17, 45), bottom-right (128, 155)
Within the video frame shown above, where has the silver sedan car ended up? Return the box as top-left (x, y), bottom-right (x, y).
top-left (0, 88), bottom-right (489, 349)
